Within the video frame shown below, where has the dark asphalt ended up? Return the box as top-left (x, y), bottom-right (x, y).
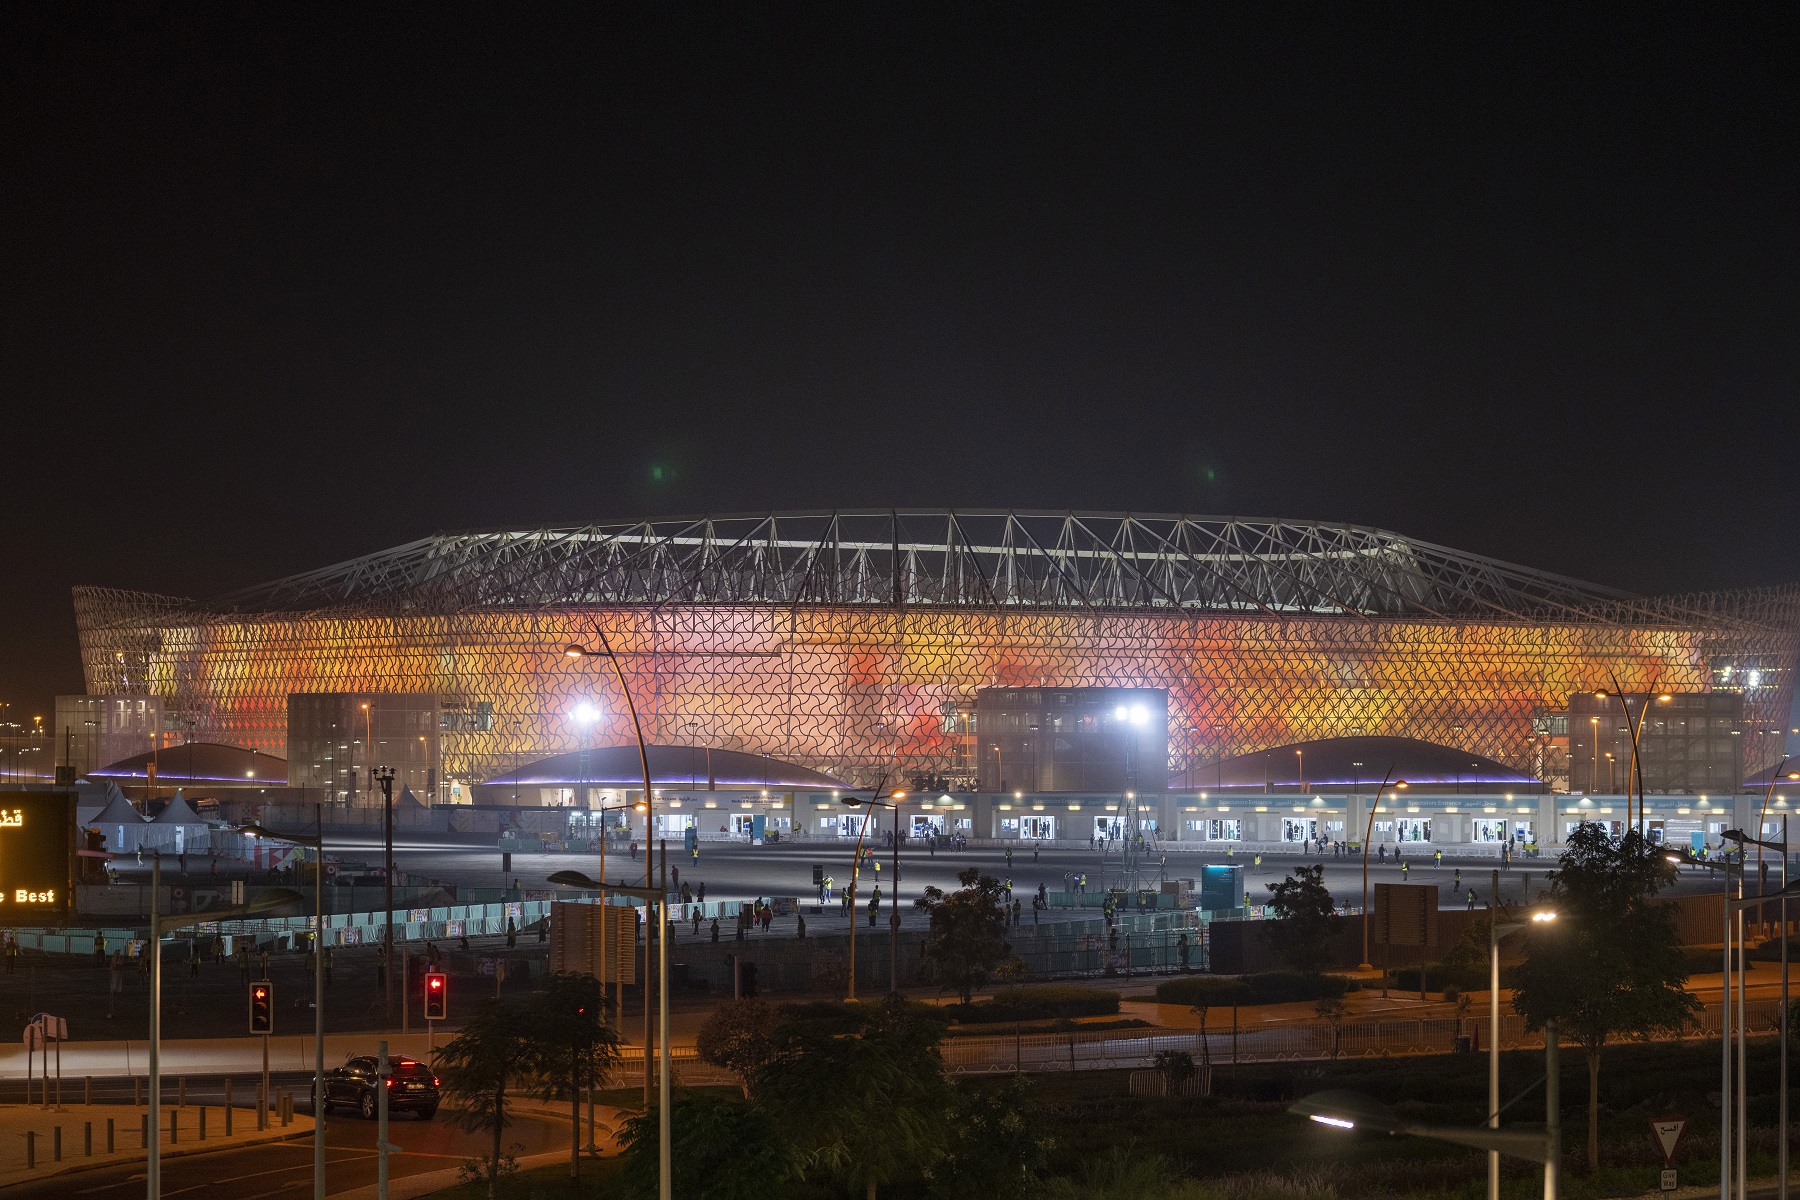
top-left (0, 1085), bottom-right (575, 1199)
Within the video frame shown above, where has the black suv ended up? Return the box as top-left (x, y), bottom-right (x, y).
top-left (317, 1055), bottom-right (440, 1120)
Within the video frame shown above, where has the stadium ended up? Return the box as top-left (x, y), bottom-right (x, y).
top-left (71, 511), bottom-right (1800, 801)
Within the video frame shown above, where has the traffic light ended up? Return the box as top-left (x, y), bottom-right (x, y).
top-left (423, 971), bottom-right (447, 1021)
top-left (249, 981), bottom-right (274, 1034)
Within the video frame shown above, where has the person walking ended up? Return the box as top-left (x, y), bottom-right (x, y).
top-left (796, 914), bottom-right (806, 939)
top-left (697, 881), bottom-right (706, 903)
top-left (1011, 898), bottom-right (1022, 926)
top-left (709, 917), bottom-right (720, 943)
top-left (109, 950), bottom-right (125, 1018)
top-left (1433, 849), bottom-right (1442, 870)
top-left (1453, 867), bottom-right (1461, 891)
top-left (868, 884), bottom-right (882, 928)
top-left (692, 907), bottom-right (702, 936)
top-left (1466, 888), bottom-right (1476, 909)
top-left (506, 917), bottom-right (517, 949)
top-left (1005, 846), bottom-right (1013, 869)
top-left (323, 945), bottom-right (334, 987)
top-left (1400, 860), bottom-right (1409, 880)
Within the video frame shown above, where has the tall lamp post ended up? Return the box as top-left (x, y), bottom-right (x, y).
top-left (143, 860), bottom-right (300, 1200)
top-left (1357, 771), bottom-right (1408, 970)
top-left (1667, 845), bottom-right (1745, 1199)
top-left (242, 815), bottom-right (327, 1200)
top-left (562, 639), bottom-right (670, 1200)
top-left (374, 765), bottom-right (395, 1026)
top-left (1484, 897), bottom-right (1559, 1200)
top-left (842, 787), bottom-right (907, 995)
top-left (1591, 681), bottom-right (1668, 832)
top-left (1294, 1083), bottom-right (1561, 1199)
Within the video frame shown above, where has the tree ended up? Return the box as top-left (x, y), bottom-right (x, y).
top-left (1260, 864), bottom-right (1340, 974)
top-left (925, 1076), bottom-right (1053, 1200)
top-left (695, 997), bottom-right (783, 1097)
top-left (435, 999), bottom-right (530, 1200)
top-left (914, 867), bottom-right (1015, 1003)
top-left (617, 1094), bottom-right (798, 1200)
top-left (1154, 976), bottom-right (1249, 1068)
top-left (759, 995), bottom-right (950, 1200)
top-left (1511, 824), bottom-right (1699, 1172)
top-left (523, 972), bottom-right (622, 1180)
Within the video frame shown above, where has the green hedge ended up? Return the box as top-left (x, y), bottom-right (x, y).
top-left (948, 985), bottom-right (1121, 1023)
top-left (1154, 972), bottom-right (1355, 1005)
top-left (1245, 971), bottom-right (1354, 1003)
top-left (1154, 977), bottom-right (1252, 1007)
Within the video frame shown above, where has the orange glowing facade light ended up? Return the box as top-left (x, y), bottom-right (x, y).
top-left (70, 512), bottom-right (1800, 789)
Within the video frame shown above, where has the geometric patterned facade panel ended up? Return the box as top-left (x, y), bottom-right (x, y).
top-left (71, 511), bottom-right (1800, 789)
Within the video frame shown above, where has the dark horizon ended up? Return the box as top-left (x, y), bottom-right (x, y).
top-left (3, 7), bottom-right (1797, 719)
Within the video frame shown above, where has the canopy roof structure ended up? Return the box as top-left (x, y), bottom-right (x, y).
top-left (1174, 736), bottom-right (1544, 794)
top-left (90, 742), bottom-right (287, 787)
top-left (107, 510), bottom-right (1792, 629)
top-left (481, 743), bottom-right (849, 790)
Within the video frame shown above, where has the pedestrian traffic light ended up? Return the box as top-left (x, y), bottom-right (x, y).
top-left (248, 981), bottom-right (274, 1034)
top-left (423, 971), bottom-right (447, 1021)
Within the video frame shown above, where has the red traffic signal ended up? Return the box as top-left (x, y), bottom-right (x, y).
top-left (423, 971), bottom-right (448, 1021)
top-left (248, 981), bottom-right (275, 1034)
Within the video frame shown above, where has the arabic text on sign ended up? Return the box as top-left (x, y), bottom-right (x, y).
top-left (0, 810), bottom-right (22, 828)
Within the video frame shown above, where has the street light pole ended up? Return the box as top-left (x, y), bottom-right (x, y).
top-left (563, 639), bottom-right (670, 1200)
top-left (1486, 903), bottom-right (1559, 1200)
top-left (1358, 771), bottom-right (1407, 969)
top-left (148, 852), bottom-right (161, 1200)
top-left (144, 860), bottom-right (300, 1200)
top-left (841, 788), bottom-right (907, 996)
top-left (376, 766), bottom-right (395, 1027)
top-left (239, 819), bottom-right (327, 1200)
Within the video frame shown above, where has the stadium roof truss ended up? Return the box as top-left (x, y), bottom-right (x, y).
top-left (165, 510), bottom-right (1780, 630)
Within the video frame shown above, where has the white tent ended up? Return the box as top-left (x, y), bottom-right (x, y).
top-left (91, 788), bottom-right (149, 853)
top-left (142, 791), bottom-right (211, 854)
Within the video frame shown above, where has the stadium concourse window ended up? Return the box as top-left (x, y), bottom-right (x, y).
top-left (1471, 819), bottom-right (1508, 843)
top-left (912, 814), bottom-right (948, 837)
top-left (655, 814), bottom-right (696, 837)
top-left (1209, 819), bottom-right (1241, 841)
top-left (997, 817), bottom-right (1018, 833)
top-left (1396, 818), bottom-right (1431, 842)
top-left (1282, 818), bottom-right (1317, 843)
top-left (1020, 815), bottom-right (1055, 839)
top-left (1094, 816), bottom-right (1123, 839)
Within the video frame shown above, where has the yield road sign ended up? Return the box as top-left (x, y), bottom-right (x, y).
top-left (1648, 1116), bottom-right (1687, 1165)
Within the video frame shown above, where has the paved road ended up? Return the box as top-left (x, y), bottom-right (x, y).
top-left (341, 836), bottom-right (1721, 911)
top-left (0, 1086), bottom-right (576, 1199)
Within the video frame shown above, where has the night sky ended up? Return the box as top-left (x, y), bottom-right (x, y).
top-left (2, 7), bottom-right (1796, 717)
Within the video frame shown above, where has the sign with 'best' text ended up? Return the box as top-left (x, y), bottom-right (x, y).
top-left (0, 792), bottom-right (76, 917)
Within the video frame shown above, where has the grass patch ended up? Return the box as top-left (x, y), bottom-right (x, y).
top-left (947, 984), bottom-right (1122, 1023)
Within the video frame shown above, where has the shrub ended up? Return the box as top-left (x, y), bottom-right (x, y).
top-left (949, 984), bottom-right (1120, 1023)
top-left (1244, 971), bottom-right (1352, 1004)
top-left (1154, 977), bottom-right (1252, 1007)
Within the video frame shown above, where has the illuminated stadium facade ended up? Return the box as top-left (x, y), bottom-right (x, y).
top-left (72, 511), bottom-right (1800, 797)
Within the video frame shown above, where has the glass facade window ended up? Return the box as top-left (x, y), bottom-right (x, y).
top-left (1471, 818), bottom-right (1507, 842)
top-left (1208, 819), bottom-right (1241, 841)
top-left (1396, 818), bottom-right (1431, 842)
top-left (1282, 817), bottom-right (1317, 842)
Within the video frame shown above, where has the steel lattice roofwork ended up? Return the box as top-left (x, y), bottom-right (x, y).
top-left (72, 511), bottom-right (1800, 791)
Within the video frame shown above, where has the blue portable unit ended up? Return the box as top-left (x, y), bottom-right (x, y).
top-left (1199, 865), bottom-right (1243, 911)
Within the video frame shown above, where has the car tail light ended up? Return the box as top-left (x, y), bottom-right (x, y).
top-left (432, 1077), bottom-right (440, 1087)
top-left (385, 1078), bottom-right (394, 1087)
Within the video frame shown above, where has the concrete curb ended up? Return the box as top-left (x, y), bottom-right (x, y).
top-left (0, 1117), bottom-right (313, 1190)
top-left (330, 1149), bottom-right (573, 1200)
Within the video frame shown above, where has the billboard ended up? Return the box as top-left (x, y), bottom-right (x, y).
top-left (0, 791), bottom-right (76, 918)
